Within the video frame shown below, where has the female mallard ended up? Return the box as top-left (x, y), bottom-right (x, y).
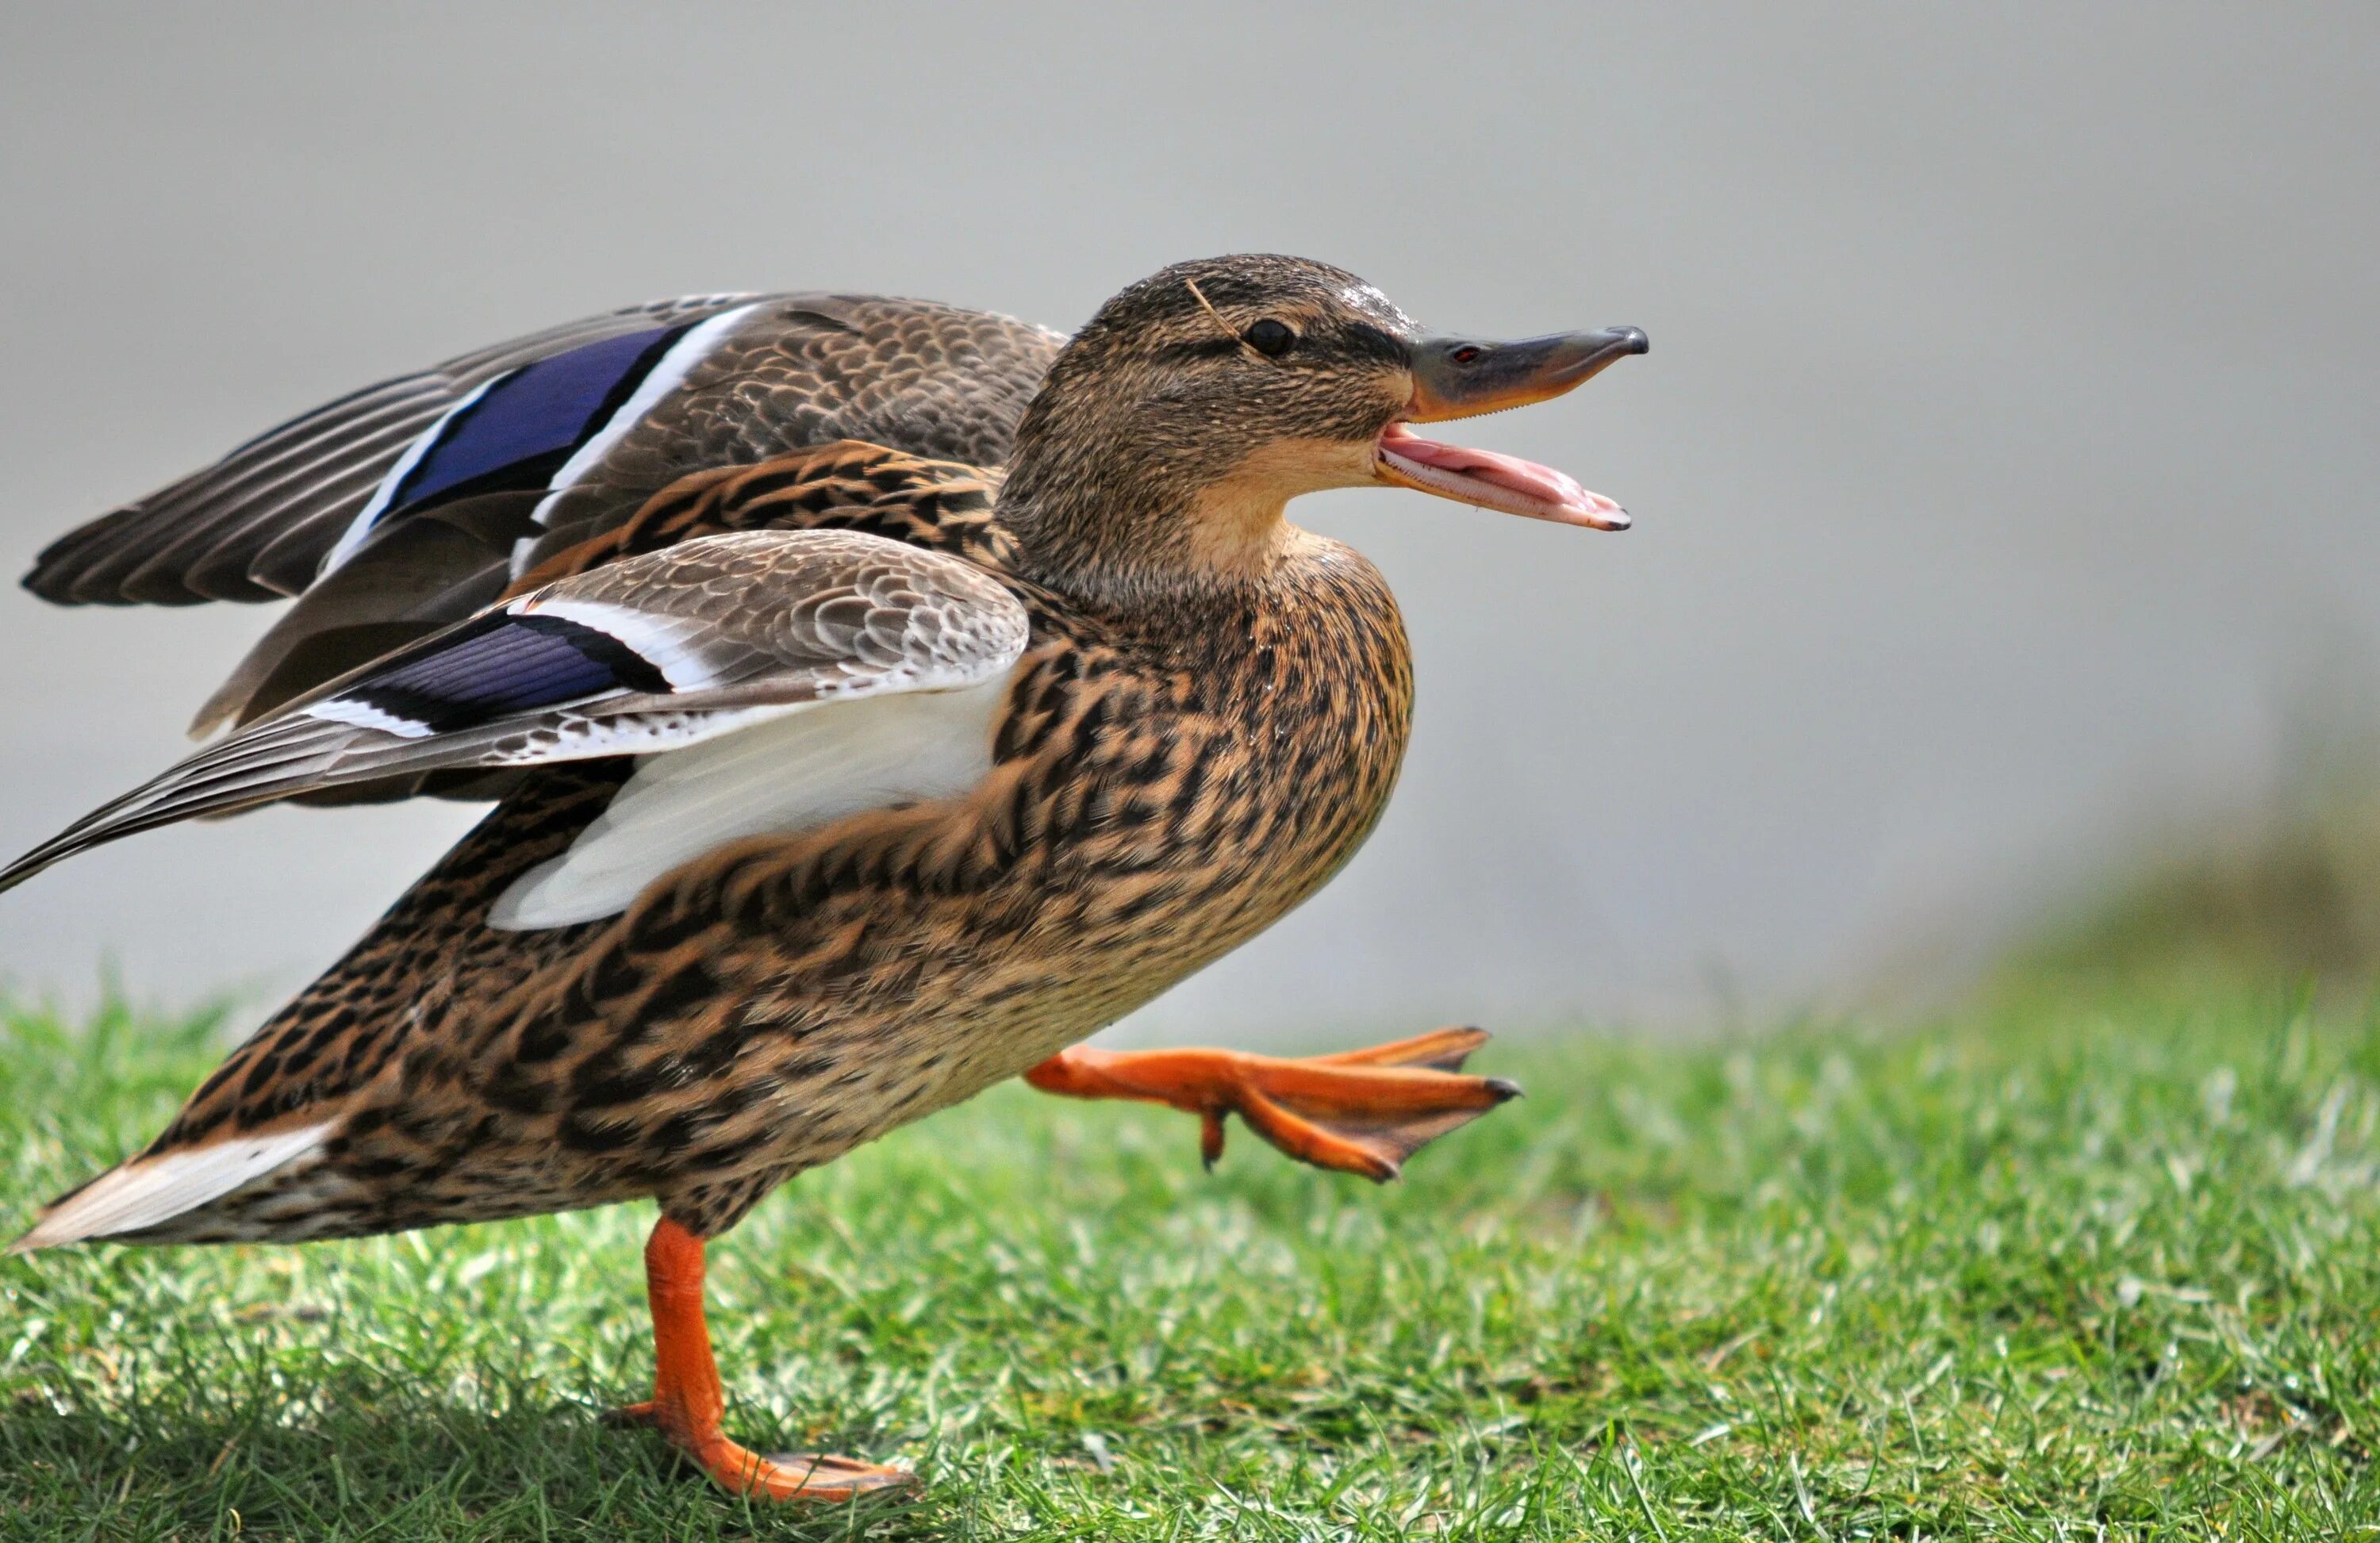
top-left (3, 255), bottom-right (1644, 1501)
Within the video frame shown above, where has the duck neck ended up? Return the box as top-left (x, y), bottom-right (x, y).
top-left (998, 436), bottom-right (1294, 612)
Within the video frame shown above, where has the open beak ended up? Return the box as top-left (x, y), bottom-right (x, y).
top-left (1374, 326), bottom-right (1647, 531)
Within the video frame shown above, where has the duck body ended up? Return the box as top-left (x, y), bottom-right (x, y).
top-left (125, 499), bottom-right (1413, 1244)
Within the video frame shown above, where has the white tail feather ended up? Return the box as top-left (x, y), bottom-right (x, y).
top-left (9, 1122), bottom-right (332, 1253)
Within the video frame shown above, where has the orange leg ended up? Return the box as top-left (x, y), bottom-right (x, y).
top-left (1023, 1026), bottom-right (1519, 1181)
top-left (609, 1216), bottom-right (909, 1503)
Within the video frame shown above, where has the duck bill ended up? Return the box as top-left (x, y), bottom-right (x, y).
top-left (1374, 326), bottom-right (1646, 531)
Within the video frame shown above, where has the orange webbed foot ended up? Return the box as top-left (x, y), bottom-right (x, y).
top-left (694, 1442), bottom-right (912, 1503)
top-left (608, 1400), bottom-right (909, 1500)
top-left (624, 1216), bottom-right (913, 1503)
top-left (1024, 1026), bottom-right (1518, 1180)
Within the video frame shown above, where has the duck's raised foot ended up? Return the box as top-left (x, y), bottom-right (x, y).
top-left (1023, 1026), bottom-right (1518, 1181)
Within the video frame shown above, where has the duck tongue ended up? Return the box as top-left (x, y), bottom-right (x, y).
top-left (1375, 422), bottom-right (1628, 530)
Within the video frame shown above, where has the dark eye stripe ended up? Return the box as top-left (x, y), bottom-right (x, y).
top-left (1149, 320), bottom-right (1409, 369)
top-left (1154, 337), bottom-right (1251, 364)
top-left (1338, 321), bottom-right (1412, 367)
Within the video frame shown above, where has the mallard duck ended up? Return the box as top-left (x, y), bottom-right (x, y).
top-left (3, 255), bottom-right (1645, 1501)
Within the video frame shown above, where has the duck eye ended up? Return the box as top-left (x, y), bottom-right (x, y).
top-left (1243, 318), bottom-right (1295, 358)
top-left (1450, 344), bottom-right (1483, 364)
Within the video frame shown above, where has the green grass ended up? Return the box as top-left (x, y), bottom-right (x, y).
top-left (5, 989), bottom-right (2380, 1539)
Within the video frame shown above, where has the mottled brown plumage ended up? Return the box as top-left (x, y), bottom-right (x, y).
top-left (6, 254), bottom-right (1646, 1499)
top-left (129, 518), bottom-right (1412, 1242)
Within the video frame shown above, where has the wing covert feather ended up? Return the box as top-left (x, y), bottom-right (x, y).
top-left (0, 531), bottom-right (1027, 895)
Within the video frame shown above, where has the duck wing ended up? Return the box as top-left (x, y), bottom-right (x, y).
top-left (24, 294), bottom-right (1063, 734)
top-left (0, 529), bottom-right (1029, 899)
top-left (26, 294), bottom-right (766, 608)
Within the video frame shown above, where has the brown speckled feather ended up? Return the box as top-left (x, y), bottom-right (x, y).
top-left (511, 440), bottom-right (1015, 593)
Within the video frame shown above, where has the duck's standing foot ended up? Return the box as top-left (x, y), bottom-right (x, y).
top-left (613, 1216), bottom-right (912, 1503)
top-left (1023, 1027), bottom-right (1518, 1180)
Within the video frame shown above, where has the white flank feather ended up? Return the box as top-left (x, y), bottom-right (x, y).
top-left (9, 1122), bottom-right (332, 1253)
top-left (489, 674), bottom-right (1012, 929)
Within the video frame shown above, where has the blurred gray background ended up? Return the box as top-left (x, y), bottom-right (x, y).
top-left (2, 3), bottom-right (2374, 1038)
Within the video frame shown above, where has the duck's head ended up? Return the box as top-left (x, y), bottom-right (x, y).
top-left (1000, 253), bottom-right (1645, 602)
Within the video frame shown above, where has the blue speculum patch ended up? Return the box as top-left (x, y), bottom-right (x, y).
top-left (381, 324), bottom-right (692, 519)
top-left (337, 612), bottom-right (671, 733)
